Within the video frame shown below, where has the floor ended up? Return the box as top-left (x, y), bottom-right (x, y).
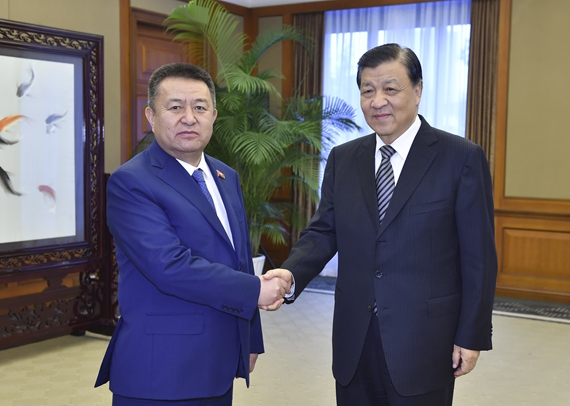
top-left (0, 290), bottom-right (569, 406)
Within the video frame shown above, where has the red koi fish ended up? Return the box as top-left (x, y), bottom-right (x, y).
top-left (38, 185), bottom-right (56, 211)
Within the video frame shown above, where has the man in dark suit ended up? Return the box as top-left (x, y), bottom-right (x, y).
top-left (95, 62), bottom-right (289, 405)
top-left (266, 43), bottom-right (497, 405)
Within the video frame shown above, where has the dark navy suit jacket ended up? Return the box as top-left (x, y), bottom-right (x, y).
top-left (283, 116), bottom-right (497, 396)
top-left (95, 141), bottom-right (263, 400)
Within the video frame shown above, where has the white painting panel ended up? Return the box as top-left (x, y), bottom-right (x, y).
top-left (0, 55), bottom-right (76, 245)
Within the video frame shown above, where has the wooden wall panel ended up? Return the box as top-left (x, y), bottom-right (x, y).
top-left (502, 229), bottom-right (570, 279)
top-left (495, 215), bottom-right (570, 303)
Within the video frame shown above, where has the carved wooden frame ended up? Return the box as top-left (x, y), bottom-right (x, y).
top-left (0, 19), bottom-right (106, 349)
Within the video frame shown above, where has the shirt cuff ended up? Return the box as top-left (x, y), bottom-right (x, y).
top-left (284, 273), bottom-right (295, 299)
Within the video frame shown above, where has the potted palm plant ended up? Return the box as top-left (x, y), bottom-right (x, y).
top-left (165, 0), bottom-right (359, 268)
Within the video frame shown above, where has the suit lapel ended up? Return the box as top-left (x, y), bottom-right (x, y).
top-left (379, 119), bottom-right (437, 235)
top-left (356, 134), bottom-right (381, 233)
top-left (148, 142), bottom-right (233, 248)
top-left (206, 157), bottom-right (243, 255)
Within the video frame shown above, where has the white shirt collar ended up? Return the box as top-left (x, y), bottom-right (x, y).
top-left (176, 153), bottom-right (212, 179)
top-left (375, 115), bottom-right (421, 161)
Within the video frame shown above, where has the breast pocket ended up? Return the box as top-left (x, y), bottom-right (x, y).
top-left (410, 199), bottom-right (450, 215)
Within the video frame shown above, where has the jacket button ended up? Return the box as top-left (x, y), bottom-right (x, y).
top-left (366, 305), bottom-right (373, 312)
top-left (375, 270), bottom-right (383, 278)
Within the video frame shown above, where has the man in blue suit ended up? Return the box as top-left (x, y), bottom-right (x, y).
top-left (95, 62), bottom-right (290, 405)
top-left (267, 44), bottom-right (497, 405)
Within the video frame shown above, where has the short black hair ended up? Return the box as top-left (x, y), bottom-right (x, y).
top-left (147, 62), bottom-right (216, 111)
top-left (356, 43), bottom-right (423, 89)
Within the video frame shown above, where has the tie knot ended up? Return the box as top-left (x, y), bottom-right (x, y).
top-left (380, 145), bottom-right (396, 160)
top-left (192, 168), bottom-right (205, 182)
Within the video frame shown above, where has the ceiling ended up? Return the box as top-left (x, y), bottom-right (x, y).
top-left (222, 0), bottom-right (329, 7)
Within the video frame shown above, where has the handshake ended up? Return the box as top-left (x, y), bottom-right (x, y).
top-left (257, 268), bottom-right (293, 311)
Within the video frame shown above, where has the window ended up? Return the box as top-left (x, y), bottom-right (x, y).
top-left (322, 0), bottom-right (471, 150)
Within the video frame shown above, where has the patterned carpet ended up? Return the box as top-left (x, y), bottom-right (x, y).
top-left (306, 276), bottom-right (570, 323)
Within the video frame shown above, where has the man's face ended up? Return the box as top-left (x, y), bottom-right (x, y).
top-left (145, 77), bottom-right (217, 166)
top-left (359, 60), bottom-right (422, 144)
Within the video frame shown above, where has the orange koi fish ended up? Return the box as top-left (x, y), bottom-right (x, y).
top-left (0, 115), bottom-right (25, 133)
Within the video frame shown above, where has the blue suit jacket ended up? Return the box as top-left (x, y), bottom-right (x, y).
top-left (95, 141), bottom-right (263, 400)
top-left (283, 116), bottom-right (497, 396)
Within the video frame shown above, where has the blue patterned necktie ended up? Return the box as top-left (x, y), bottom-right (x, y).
top-left (192, 169), bottom-right (215, 209)
top-left (375, 145), bottom-right (397, 224)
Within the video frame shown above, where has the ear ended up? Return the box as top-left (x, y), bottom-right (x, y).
top-left (145, 106), bottom-right (155, 128)
top-left (414, 82), bottom-right (423, 106)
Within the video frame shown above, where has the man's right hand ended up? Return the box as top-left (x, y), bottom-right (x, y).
top-left (257, 274), bottom-right (289, 310)
top-left (258, 268), bottom-right (293, 311)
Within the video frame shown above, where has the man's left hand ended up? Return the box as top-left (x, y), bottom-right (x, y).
top-left (452, 345), bottom-right (480, 377)
top-left (250, 353), bottom-right (258, 373)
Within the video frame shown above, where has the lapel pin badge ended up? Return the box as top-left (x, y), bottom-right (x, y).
top-left (216, 170), bottom-right (225, 179)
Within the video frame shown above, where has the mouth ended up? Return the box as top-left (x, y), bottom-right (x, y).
top-left (373, 112), bottom-right (391, 120)
top-left (177, 130), bottom-right (199, 138)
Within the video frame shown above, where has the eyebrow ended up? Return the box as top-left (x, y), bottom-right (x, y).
top-left (165, 97), bottom-right (210, 105)
top-left (380, 78), bottom-right (400, 86)
top-left (361, 78), bottom-right (400, 87)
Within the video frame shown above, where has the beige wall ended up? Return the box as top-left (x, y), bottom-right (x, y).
top-left (505, 0), bottom-right (570, 200)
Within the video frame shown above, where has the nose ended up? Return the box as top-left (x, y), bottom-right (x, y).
top-left (181, 107), bottom-right (197, 125)
top-left (371, 92), bottom-right (388, 109)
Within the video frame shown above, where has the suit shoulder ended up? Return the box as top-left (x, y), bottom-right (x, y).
top-left (333, 133), bottom-right (375, 154)
top-left (110, 151), bottom-right (150, 179)
top-left (431, 128), bottom-right (484, 159)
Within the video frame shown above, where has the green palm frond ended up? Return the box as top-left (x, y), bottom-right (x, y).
top-left (224, 69), bottom-right (281, 98)
top-left (239, 25), bottom-right (309, 74)
top-left (227, 131), bottom-right (284, 166)
top-left (166, 0), bottom-right (246, 87)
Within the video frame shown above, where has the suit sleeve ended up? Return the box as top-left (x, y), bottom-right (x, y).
top-left (107, 167), bottom-right (261, 321)
top-left (454, 145), bottom-right (498, 350)
top-left (282, 148), bottom-right (339, 297)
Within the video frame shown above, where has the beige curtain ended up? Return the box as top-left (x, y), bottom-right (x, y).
top-left (291, 12), bottom-right (324, 245)
top-left (466, 0), bottom-right (500, 175)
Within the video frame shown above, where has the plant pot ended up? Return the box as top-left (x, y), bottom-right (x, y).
top-left (252, 254), bottom-right (266, 276)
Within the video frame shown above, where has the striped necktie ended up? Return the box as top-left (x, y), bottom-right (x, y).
top-left (373, 145), bottom-right (396, 315)
top-left (375, 145), bottom-right (397, 224)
